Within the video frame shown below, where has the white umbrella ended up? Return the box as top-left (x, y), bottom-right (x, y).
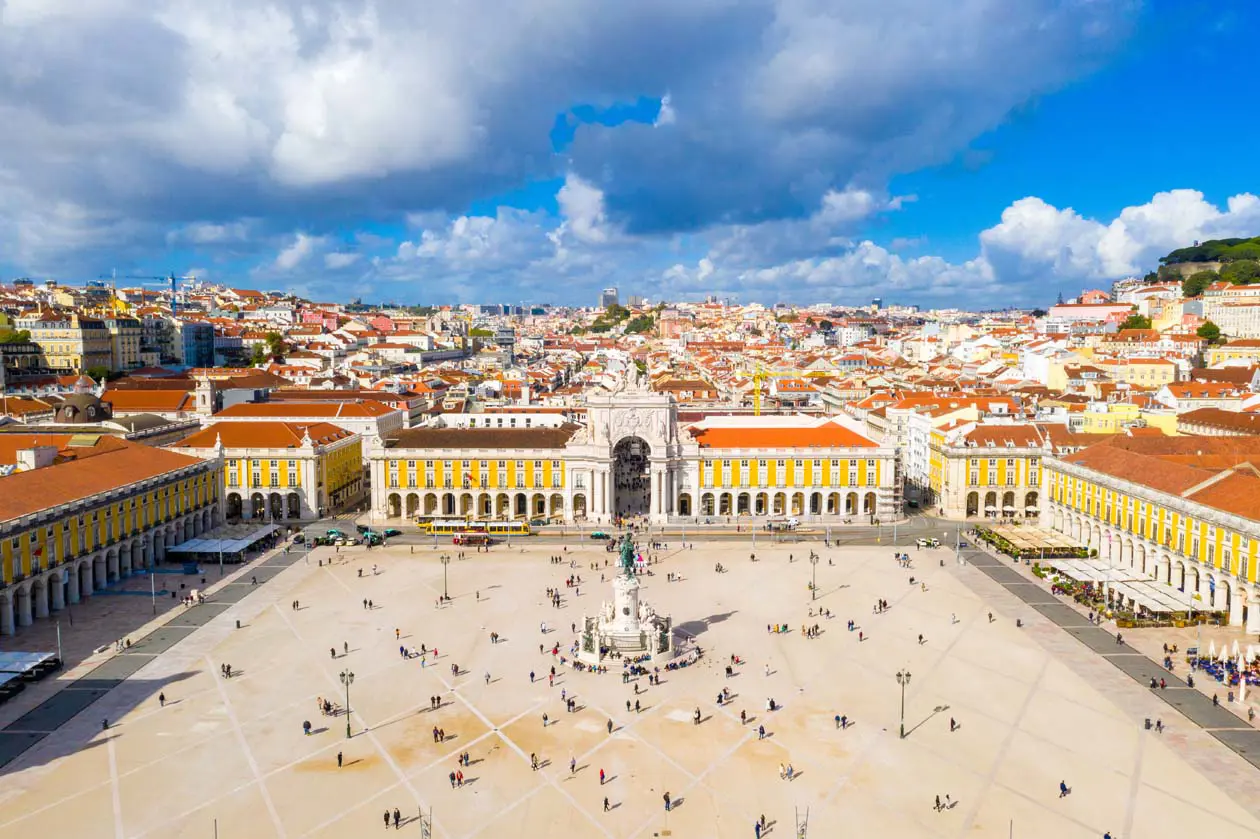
top-left (1209, 639), bottom-right (1217, 659)
top-left (1233, 639), bottom-right (1241, 660)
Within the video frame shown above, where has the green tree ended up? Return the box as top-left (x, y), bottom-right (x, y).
top-left (249, 344), bottom-right (267, 366)
top-left (0, 329), bottom-right (31, 344)
top-left (1220, 260), bottom-right (1260, 285)
top-left (84, 365), bottom-right (112, 381)
top-left (1118, 313), bottom-right (1152, 331)
top-left (264, 331), bottom-right (288, 356)
top-left (1197, 320), bottom-right (1222, 344)
top-left (1029, 308), bottom-right (1047, 318)
top-left (818, 319), bottom-right (834, 330)
top-left (1183, 270), bottom-right (1219, 298)
top-left (604, 303), bottom-right (630, 322)
top-left (624, 314), bottom-right (655, 334)
top-left (469, 328), bottom-right (494, 337)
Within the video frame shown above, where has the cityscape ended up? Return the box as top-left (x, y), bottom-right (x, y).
top-left (2, 2), bottom-right (1260, 838)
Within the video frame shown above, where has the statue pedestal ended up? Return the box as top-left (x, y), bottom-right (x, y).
top-left (579, 571), bottom-right (675, 665)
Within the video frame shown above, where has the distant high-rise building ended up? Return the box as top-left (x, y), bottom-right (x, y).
top-left (627, 295), bottom-right (646, 308)
top-left (871, 297), bottom-right (883, 310)
top-left (600, 287), bottom-right (619, 309)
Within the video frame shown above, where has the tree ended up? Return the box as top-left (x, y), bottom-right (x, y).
top-left (1197, 320), bottom-right (1222, 344)
top-left (0, 329), bottom-right (31, 344)
top-left (1220, 260), bottom-right (1260, 285)
top-left (84, 365), bottom-right (112, 381)
top-left (624, 314), bottom-right (654, 334)
top-left (1029, 309), bottom-right (1047, 318)
top-left (264, 331), bottom-right (288, 357)
top-left (818, 319), bottom-right (834, 330)
top-left (1182, 270), bottom-right (1219, 298)
top-left (469, 328), bottom-right (494, 337)
top-left (1118, 313), bottom-right (1152, 331)
top-left (249, 344), bottom-right (267, 366)
top-left (603, 303), bottom-right (630, 322)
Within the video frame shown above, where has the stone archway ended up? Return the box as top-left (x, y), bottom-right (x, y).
top-left (612, 437), bottom-right (651, 519)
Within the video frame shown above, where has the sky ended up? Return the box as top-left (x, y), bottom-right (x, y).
top-left (0, 0), bottom-right (1258, 309)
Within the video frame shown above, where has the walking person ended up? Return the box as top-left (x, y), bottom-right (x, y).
top-left (337, 751), bottom-right (343, 768)
top-left (159, 692), bottom-right (166, 708)
top-left (600, 768), bottom-right (606, 785)
top-left (393, 809), bottom-right (400, 830)
top-left (604, 796), bottom-right (610, 812)
top-left (384, 810), bottom-right (391, 830)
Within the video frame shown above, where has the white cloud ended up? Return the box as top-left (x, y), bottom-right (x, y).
top-left (554, 173), bottom-right (616, 246)
top-left (272, 232), bottom-right (325, 271)
top-left (980, 189), bottom-right (1260, 283)
top-left (323, 251), bottom-right (361, 269)
top-left (654, 93), bottom-right (676, 127)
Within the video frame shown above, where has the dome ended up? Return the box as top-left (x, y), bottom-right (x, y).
top-left (55, 393), bottom-right (112, 424)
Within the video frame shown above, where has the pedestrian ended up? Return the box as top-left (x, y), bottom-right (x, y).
top-left (758, 724), bottom-right (765, 740)
top-left (396, 628), bottom-right (400, 640)
top-left (449, 771), bottom-right (457, 788)
top-left (457, 769), bottom-right (464, 787)
top-left (159, 692), bottom-right (166, 707)
top-left (664, 792), bottom-right (671, 812)
top-left (530, 670), bottom-right (536, 683)
top-left (949, 717), bottom-right (956, 732)
top-left (344, 641), bottom-right (348, 655)
top-left (755, 820), bottom-right (762, 839)
top-left (570, 756), bottom-right (576, 774)
top-left (600, 767), bottom-right (606, 785)
top-left (1059, 780), bottom-right (1068, 798)
top-left (841, 715), bottom-right (847, 729)
top-left (834, 713), bottom-right (840, 729)
top-left (531, 753), bottom-right (539, 771)
top-left (485, 671), bottom-right (491, 685)
top-left (393, 808), bottom-right (400, 830)
top-left (604, 796), bottom-right (610, 812)
top-left (607, 719), bottom-right (614, 735)
top-left (337, 751), bottom-right (343, 768)
top-left (542, 713), bottom-right (549, 727)
top-left (384, 810), bottom-right (391, 830)
top-left (935, 795), bottom-right (941, 812)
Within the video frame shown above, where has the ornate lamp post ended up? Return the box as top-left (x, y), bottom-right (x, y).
top-left (896, 669), bottom-right (912, 739)
top-left (441, 554), bottom-right (450, 600)
top-left (340, 669), bottom-right (354, 739)
top-left (810, 555), bottom-right (819, 601)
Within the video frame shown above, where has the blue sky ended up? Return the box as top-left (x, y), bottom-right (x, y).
top-left (1, 1), bottom-right (1257, 308)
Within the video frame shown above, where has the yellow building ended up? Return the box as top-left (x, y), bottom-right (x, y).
top-left (105, 317), bottom-right (143, 371)
top-left (1045, 435), bottom-right (1260, 629)
top-left (172, 421), bottom-right (363, 521)
top-left (928, 422), bottom-right (1047, 519)
top-left (1205, 340), bottom-right (1260, 366)
top-left (1079, 403), bottom-right (1141, 435)
top-left (371, 407), bottom-right (901, 524)
top-left (0, 435), bottom-right (222, 636)
top-left (14, 312), bottom-right (113, 373)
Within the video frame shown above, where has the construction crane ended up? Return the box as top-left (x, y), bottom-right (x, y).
top-left (124, 273), bottom-right (197, 316)
top-left (752, 365), bottom-right (767, 416)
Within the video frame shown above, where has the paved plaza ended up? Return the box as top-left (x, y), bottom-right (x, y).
top-left (3, 537), bottom-right (1260, 838)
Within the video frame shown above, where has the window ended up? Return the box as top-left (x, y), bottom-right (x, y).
top-left (228, 473), bottom-right (239, 487)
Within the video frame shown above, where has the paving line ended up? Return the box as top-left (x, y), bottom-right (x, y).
top-left (107, 733), bottom-right (125, 839)
top-left (207, 654), bottom-right (287, 838)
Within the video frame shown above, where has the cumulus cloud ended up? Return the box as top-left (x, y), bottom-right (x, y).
top-left (980, 189), bottom-right (1260, 284)
top-left (0, 0), bottom-right (1133, 286)
top-left (271, 232), bottom-right (325, 271)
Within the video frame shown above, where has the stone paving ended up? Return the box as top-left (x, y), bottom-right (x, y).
top-left (1, 539), bottom-right (1260, 838)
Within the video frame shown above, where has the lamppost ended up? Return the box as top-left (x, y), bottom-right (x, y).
top-left (896, 669), bottom-right (912, 739)
top-left (340, 669), bottom-right (354, 739)
top-left (810, 555), bottom-right (819, 601)
top-left (441, 554), bottom-right (450, 600)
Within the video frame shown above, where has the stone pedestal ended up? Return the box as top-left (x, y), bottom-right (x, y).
top-left (579, 571), bottom-right (675, 665)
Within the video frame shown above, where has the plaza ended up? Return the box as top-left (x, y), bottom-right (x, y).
top-left (3, 535), bottom-right (1260, 838)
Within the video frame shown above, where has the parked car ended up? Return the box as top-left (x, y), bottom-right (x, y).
top-left (915, 537), bottom-right (940, 548)
top-left (590, 531), bottom-right (612, 540)
top-left (356, 524), bottom-right (371, 534)
top-left (326, 529), bottom-right (346, 539)
top-left (363, 534), bottom-right (384, 546)
top-left (530, 518), bottom-right (548, 527)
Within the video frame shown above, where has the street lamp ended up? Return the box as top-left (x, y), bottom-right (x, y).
top-left (896, 669), bottom-right (912, 739)
top-left (441, 554), bottom-right (451, 600)
top-left (810, 555), bottom-right (819, 601)
top-left (340, 669), bottom-right (354, 739)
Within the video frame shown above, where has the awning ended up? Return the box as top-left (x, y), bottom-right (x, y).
top-left (984, 505), bottom-right (997, 511)
top-left (167, 524), bottom-right (280, 555)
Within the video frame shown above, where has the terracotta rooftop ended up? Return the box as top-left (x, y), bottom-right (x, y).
top-left (385, 424), bottom-right (581, 450)
top-left (0, 437), bottom-right (208, 524)
top-left (216, 400), bottom-right (396, 419)
top-left (691, 420), bottom-right (876, 449)
top-left (174, 421), bottom-right (355, 449)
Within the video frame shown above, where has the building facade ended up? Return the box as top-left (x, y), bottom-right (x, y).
top-left (0, 437), bottom-right (223, 636)
top-left (1043, 436), bottom-right (1260, 630)
top-left (172, 421), bottom-right (363, 521)
top-left (370, 386), bottom-right (901, 525)
top-left (15, 312), bottom-right (113, 373)
top-left (928, 422), bottom-right (1046, 519)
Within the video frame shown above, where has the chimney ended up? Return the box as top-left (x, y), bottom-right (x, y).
top-left (17, 446), bottom-right (57, 471)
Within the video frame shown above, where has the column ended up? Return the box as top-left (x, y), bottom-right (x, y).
top-left (33, 583), bottom-right (49, 619)
top-left (1229, 586), bottom-right (1245, 627)
top-left (94, 557), bottom-right (107, 589)
top-left (0, 595), bottom-right (13, 636)
top-left (16, 589), bottom-right (32, 627)
top-left (1247, 592), bottom-right (1260, 635)
top-left (67, 564), bottom-right (80, 604)
top-left (51, 575), bottom-right (65, 611)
